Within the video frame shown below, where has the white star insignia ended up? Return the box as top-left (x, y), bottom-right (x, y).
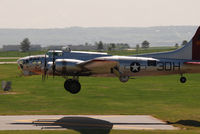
top-left (131, 63), bottom-right (139, 71)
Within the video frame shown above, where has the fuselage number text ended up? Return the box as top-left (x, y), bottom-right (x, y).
top-left (157, 62), bottom-right (180, 71)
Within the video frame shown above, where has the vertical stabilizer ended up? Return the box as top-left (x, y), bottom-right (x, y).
top-left (192, 27), bottom-right (200, 60)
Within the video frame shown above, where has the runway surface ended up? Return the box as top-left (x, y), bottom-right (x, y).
top-left (0, 57), bottom-right (18, 64)
top-left (0, 62), bottom-right (17, 64)
top-left (0, 115), bottom-right (178, 130)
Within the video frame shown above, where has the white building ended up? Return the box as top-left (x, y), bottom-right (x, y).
top-left (2, 45), bottom-right (20, 51)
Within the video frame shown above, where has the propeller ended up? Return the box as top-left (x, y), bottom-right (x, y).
top-left (42, 53), bottom-right (48, 81)
top-left (42, 50), bottom-right (56, 80)
top-left (52, 50), bottom-right (56, 78)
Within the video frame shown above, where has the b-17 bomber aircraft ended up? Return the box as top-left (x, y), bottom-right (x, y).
top-left (18, 26), bottom-right (200, 94)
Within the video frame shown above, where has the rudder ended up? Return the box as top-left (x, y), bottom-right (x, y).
top-left (192, 26), bottom-right (200, 60)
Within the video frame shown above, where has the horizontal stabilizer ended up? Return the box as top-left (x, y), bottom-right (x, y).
top-left (184, 62), bottom-right (200, 65)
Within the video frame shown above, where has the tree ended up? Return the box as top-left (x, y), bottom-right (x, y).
top-left (141, 40), bottom-right (150, 49)
top-left (175, 43), bottom-right (179, 49)
top-left (181, 40), bottom-right (188, 46)
top-left (136, 44), bottom-right (140, 53)
top-left (124, 43), bottom-right (130, 49)
top-left (110, 43), bottom-right (116, 50)
top-left (96, 41), bottom-right (104, 51)
top-left (108, 47), bottom-right (112, 51)
top-left (20, 38), bottom-right (30, 52)
top-left (85, 42), bottom-right (89, 46)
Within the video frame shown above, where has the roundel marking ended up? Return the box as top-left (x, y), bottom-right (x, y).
top-left (130, 62), bottom-right (140, 73)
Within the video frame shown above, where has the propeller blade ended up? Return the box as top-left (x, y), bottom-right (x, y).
top-left (42, 53), bottom-right (47, 81)
top-left (52, 50), bottom-right (56, 78)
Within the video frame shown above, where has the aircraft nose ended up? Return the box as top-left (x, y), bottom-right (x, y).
top-left (17, 57), bottom-right (30, 69)
top-left (17, 58), bottom-right (24, 69)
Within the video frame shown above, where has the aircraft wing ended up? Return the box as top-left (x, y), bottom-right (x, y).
top-left (77, 59), bottom-right (119, 75)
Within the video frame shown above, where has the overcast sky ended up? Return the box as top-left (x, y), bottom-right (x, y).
top-left (0, 0), bottom-right (199, 28)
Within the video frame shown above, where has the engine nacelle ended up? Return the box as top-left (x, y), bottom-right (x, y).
top-left (47, 59), bottom-right (83, 75)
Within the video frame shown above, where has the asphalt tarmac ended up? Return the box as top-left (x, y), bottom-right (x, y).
top-left (0, 115), bottom-right (178, 131)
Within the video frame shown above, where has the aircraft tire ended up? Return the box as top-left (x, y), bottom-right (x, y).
top-left (64, 79), bottom-right (73, 91)
top-left (180, 77), bottom-right (187, 83)
top-left (119, 75), bottom-right (129, 83)
top-left (64, 79), bottom-right (81, 94)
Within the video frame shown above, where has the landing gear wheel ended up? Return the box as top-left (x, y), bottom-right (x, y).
top-left (180, 77), bottom-right (187, 83)
top-left (119, 75), bottom-right (129, 83)
top-left (64, 79), bottom-right (73, 91)
top-left (64, 79), bottom-right (81, 94)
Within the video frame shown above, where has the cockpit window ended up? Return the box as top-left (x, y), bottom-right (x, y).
top-left (47, 52), bottom-right (63, 57)
top-left (32, 61), bottom-right (37, 64)
top-left (29, 57), bottom-right (42, 65)
top-left (23, 59), bottom-right (29, 64)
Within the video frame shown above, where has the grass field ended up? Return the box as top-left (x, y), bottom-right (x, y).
top-left (0, 59), bottom-right (18, 62)
top-left (0, 51), bottom-right (45, 57)
top-left (1, 64), bottom-right (200, 134)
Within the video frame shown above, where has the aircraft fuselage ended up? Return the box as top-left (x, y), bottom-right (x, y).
top-left (89, 56), bottom-right (200, 77)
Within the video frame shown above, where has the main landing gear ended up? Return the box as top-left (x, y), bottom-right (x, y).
top-left (64, 78), bottom-right (81, 94)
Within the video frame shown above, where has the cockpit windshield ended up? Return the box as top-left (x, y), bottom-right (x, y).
top-left (46, 50), bottom-right (63, 57)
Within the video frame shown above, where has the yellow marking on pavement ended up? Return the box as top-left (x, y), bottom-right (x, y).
top-left (33, 121), bottom-right (54, 124)
top-left (15, 120), bottom-right (34, 122)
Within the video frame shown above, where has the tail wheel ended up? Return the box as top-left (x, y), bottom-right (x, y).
top-left (180, 77), bottom-right (187, 83)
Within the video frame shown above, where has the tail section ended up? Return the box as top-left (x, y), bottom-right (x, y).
top-left (192, 27), bottom-right (200, 60)
top-left (136, 26), bottom-right (200, 60)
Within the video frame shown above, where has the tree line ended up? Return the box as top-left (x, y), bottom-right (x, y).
top-left (174, 40), bottom-right (188, 49)
top-left (136, 40), bottom-right (188, 51)
top-left (19, 37), bottom-right (189, 52)
top-left (95, 41), bottom-right (130, 51)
